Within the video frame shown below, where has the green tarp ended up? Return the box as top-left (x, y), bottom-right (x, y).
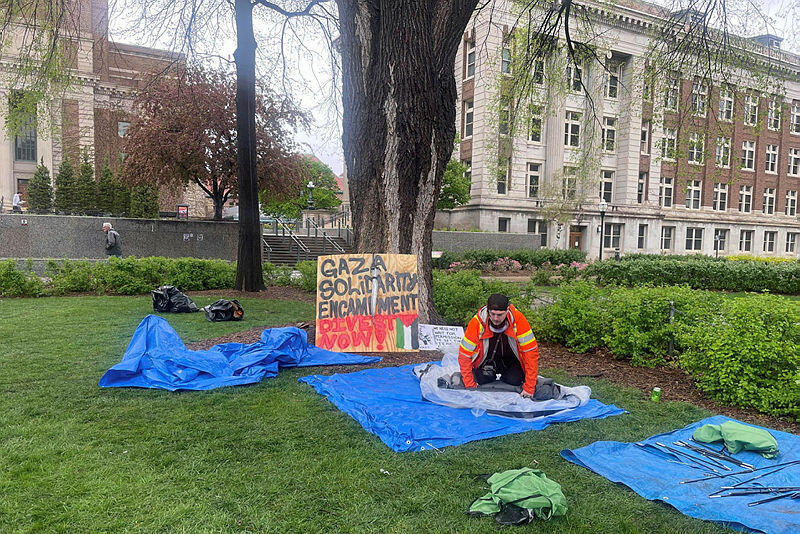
top-left (469, 468), bottom-right (567, 524)
top-left (693, 420), bottom-right (779, 458)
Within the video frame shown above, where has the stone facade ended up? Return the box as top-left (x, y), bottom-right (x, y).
top-left (445, 0), bottom-right (800, 259)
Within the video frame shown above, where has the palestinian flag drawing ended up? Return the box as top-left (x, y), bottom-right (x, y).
top-left (395, 314), bottom-right (419, 350)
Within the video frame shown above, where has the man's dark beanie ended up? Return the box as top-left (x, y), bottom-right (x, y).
top-left (487, 293), bottom-right (510, 310)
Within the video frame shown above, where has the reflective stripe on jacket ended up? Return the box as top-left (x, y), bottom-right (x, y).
top-left (457, 303), bottom-right (539, 394)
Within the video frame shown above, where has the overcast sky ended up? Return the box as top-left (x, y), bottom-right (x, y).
top-left (109, 0), bottom-right (799, 179)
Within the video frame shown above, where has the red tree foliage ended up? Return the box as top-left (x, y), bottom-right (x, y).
top-left (121, 65), bottom-right (305, 220)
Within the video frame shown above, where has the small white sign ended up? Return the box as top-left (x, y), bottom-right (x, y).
top-left (418, 324), bottom-right (464, 351)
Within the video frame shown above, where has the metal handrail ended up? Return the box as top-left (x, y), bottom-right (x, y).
top-left (261, 237), bottom-right (272, 262)
top-left (279, 220), bottom-right (310, 253)
top-left (307, 218), bottom-right (346, 254)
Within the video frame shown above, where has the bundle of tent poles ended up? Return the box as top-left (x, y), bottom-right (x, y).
top-left (636, 439), bottom-right (800, 506)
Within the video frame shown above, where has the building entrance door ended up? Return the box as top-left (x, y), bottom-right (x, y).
top-left (569, 226), bottom-right (584, 250)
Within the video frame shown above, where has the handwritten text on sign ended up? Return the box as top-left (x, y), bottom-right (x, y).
top-left (315, 254), bottom-right (419, 352)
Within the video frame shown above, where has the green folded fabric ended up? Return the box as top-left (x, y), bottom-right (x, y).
top-left (692, 421), bottom-right (779, 458)
top-left (468, 468), bottom-right (567, 522)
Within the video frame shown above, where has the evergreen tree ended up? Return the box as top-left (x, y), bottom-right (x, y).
top-left (96, 164), bottom-right (116, 214)
top-left (53, 158), bottom-right (77, 214)
top-left (113, 180), bottom-right (131, 217)
top-left (75, 148), bottom-right (96, 214)
top-left (27, 158), bottom-right (53, 213)
top-left (129, 184), bottom-right (159, 219)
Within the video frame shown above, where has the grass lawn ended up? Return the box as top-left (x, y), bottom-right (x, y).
top-left (0, 295), bottom-right (734, 533)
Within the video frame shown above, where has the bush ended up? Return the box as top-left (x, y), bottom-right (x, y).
top-left (0, 260), bottom-right (44, 297)
top-left (263, 262), bottom-right (294, 286)
top-left (678, 295), bottom-right (800, 419)
top-left (433, 248), bottom-right (587, 270)
top-left (293, 260), bottom-right (318, 292)
top-left (432, 269), bottom-right (523, 325)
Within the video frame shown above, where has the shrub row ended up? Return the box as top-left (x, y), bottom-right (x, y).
top-left (588, 256), bottom-right (800, 294)
top-left (432, 269), bottom-right (528, 325)
top-left (432, 248), bottom-right (587, 270)
top-left (530, 281), bottom-right (800, 418)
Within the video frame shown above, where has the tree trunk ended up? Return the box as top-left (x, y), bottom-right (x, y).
top-left (336, 0), bottom-right (478, 322)
top-left (233, 0), bottom-right (266, 291)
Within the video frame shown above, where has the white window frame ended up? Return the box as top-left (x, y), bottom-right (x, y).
top-left (661, 226), bottom-right (675, 250)
top-left (664, 77), bottom-right (678, 111)
top-left (688, 132), bottom-right (704, 165)
top-left (763, 188), bottom-right (776, 215)
top-left (641, 121), bottom-right (650, 155)
top-left (659, 176), bottom-right (674, 207)
top-left (661, 128), bottom-right (677, 161)
top-left (791, 103), bottom-right (800, 135)
top-left (603, 223), bottom-right (622, 249)
top-left (739, 230), bottom-right (753, 252)
top-left (738, 185), bottom-right (752, 213)
top-left (718, 86), bottom-right (734, 121)
top-left (685, 179), bottom-right (702, 210)
top-left (788, 148), bottom-right (800, 176)
top-left (638, 172), bottom-right (647, 203)
top-left (501, 46), bottom-right (512, 75)
top-left (562, 167), bottom-right (577, 200)
top-left (713, 228), bottom-right (728, 252)
top-left (463, 100), bottom-right (474, 139)
top-left (564, 110), bottom-right (581, 148)
top-left (528, 104), bottom-right (543, 142)
top-left (765, 144), bottom-right (779, 174)
top-left (605, 62), bottom-right (620, 99)
top-left (602, 117), bottom-right (617, 152)
top-left (745, 95), bottom-right (759, 126)
top-left (599, 170), bottom-right (614, 203)
top-left (763, 231), bottom-right (776, 252)
top-left (713, 183), bottom-right (728, 211)
top-left (691, 81), bottom-right (707, 117)
top-left (715, 137), bottom-right (731, 168)
top-left (768, 99), bottom-right (782, 131)
top-left (566, 64), bottom-right (582, 93)
top-left (685, 227), bottom-right (703, 251)
top-left (785, 190), bottom-right (797, 217)
top-left (786, 232), bottom-right (798, 253)
top-left (637, 224), bottom-right (647, 249)
top-left (465, 40), bottom-right (476, 80)
top-left (741, 141), bottom-right (755, 171)
top-left (526, 162), bottom-right (541, 198)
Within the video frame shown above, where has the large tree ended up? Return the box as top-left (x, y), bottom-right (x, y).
top-left (121, 65), bottom-right (304, 221)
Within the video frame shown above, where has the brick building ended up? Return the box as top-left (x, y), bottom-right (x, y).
top-left (438, 0), bottom-right (800, 259)
top-left (0, 1), bottom-right (214, 215)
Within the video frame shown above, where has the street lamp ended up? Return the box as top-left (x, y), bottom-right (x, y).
top-left (598, 199), bottom-right (608, 261)
top-left (306, 180), bottom-right (315, 209)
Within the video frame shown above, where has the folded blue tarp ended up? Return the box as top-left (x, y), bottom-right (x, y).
top-left (299, 364), bottom-right (625, 452)
top-left (99, 315), bottom-right (380, 391)
top-left (561, 415), bottom-right (800, 534)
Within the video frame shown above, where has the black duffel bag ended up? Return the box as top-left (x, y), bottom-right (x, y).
top-left (152, 286), bottom-right (199, 313)
top-left (202, 299), bottom-right (244, 322)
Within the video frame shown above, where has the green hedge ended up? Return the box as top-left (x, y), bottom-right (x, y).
top-left (588, 256), bottom-right (800, 294)
top-left (432, 269), bottom-right (527, 325)
top-left (433, 248), bottom-right (586, 270)
top-left (0, 260), bottom-right (45, 297)
top-left (531, 282), bottom-right (800, 418)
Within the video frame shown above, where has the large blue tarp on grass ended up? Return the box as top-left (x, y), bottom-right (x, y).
top-left (99, 315), bottom-right (380, 391)
top-left (561, 415), bottom-right (800, 534)
top-left (299, 364), bottom-right (625, 452)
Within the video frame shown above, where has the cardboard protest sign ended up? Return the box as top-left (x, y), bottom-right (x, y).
top-left (418, 325), bottom-right (465, 352)
top-left (315, 253), bottom-right (419, 352)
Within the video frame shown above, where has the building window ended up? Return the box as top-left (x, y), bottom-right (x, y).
top-left (637, 224), bottom-right (647, 249)
top-left (659, 177), bottom-right (674, 207)
top-left (11, 98), bottom-right (36, 162)
top-left (688, 132), bottom-right (704, 164)
top-left (768, 99), bottom-right (781, 131)
top-left (791, 103), bottom-right (800, 134)
top-left (685, 227), bottom-right (703, 251)
top-left (526, 163), bottom-right (540, 198)
top-left (663, 76), bottom-right (678, 111)
top-left (763, 187), bottom-right (775, 215)
top-left (691, 80), bottom-right (707, 117)
top-left (566, 63), bottom-right (582, 92)
top-left (529, 105), bottom-right (542, 142)
top-left (501, 46), bottom-right (512, 75)
top-left (463, 100), bottom-right (473, 138)
top-left (464, 159), bottom-right (472, 193)
top-left (714, 229), bottom-right (728, 253)
top-left (661, 128), bottom-right (676, 160)
top-left (786, 190), bottom-right (797, 216)
top-left (117, 121), bottom-right (131, 138)
top-left (788, 148), bottom-right (800, 176)
top-left (498, 217), bottom-right (510, 233)
top-left (741, 141), bottom-right (755, 170)
top-left (765, 144), bottom-right (778, 174)
top-left (685, 179), bottom-right (701, 210)
top-left (532, 57), bottom-right (544, 85)
top-left (498, 106), bottom-right (510, 136)
top-left (763, 231), bottom-right (776, 252)
top-left (739, 230), bottom-right (753, 252)
top-left (497, 159), bottom-right (509, 195)
top-left (604, 223), bottom-right (622, 249)
top-left (528, 219), bottom-right (547, 247)
top-left (562, 167), bottom-right (577, 200)
top-left (744, 95), bottom-right (759, 126)
top-left (638, 172), bottom-right (648, 203)
top-left (602, 117), bottom-right (616, 152)
top-left (605, 62), bottom-right (620, 99)
top-left (599, 170), bottom-right (614, 203)
top-left (564, 111), bottom-right (581, 147)
top-left (738, 185), bottom-right (752, 213)
top-left (715, 137), bottom-right (731, 168)
top-left (465, 39), bottom-right (475, 79)
top-left (713, 183), bottom-right (728, 211)
top-left (661, 226), bottom-right (675, 250)
top-left (718, 86), bottom-right (734, 121)
top-left (786, 233), bottom-right (798, 253)
top-left (641, 121), bottom-right (650, 154)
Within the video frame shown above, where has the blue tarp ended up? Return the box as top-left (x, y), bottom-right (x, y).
top-left (561, 415), bottom-right (800, 534)
top-left (299, 364), bottom-right (626, 452)
top-left (99, 315), bottom-right (381, 391)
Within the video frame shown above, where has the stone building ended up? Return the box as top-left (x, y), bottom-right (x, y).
top-left (0, 1), bottom-right (213, 216)
top-left (438, 0), bottom-right (800, 259)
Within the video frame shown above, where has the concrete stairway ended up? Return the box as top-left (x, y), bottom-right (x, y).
top-left (262, 234), bottom-right (354, 265)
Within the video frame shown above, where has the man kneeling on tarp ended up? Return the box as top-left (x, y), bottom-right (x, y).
top-left (458, 293), bottom-right (542, 398)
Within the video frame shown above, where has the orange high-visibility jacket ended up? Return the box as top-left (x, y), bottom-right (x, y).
top-left (457, 304), bottom-right (540, 394)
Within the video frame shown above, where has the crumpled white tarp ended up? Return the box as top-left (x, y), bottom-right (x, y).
top-left (413, 349), bottom-right (591, 419)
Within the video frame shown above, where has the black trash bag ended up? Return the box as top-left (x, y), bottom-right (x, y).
top-left (202, 299), bottom-right (244, 322)
top-left (151, 286), bottom-right (199, 313)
